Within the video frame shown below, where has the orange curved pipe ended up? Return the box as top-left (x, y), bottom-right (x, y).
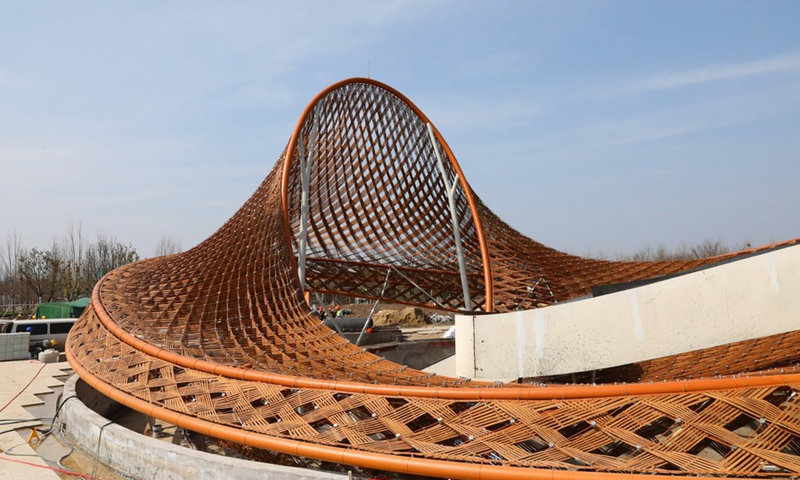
top-left (90, 274), bottom-right (800, 401)
top-left (278, 77), bottom-right (494, 312)
top-left (67, 347), bottom-right (738, 480)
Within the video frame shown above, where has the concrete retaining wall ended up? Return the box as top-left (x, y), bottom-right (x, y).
top-left (60, 375), bottom-right (344, 480)
top-left (456, 244), bottom-right (800, 380)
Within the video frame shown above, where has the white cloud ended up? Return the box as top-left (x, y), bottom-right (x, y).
top-left (632, 51), bottom-right (800, 92)
top-left (476, 79), bottom-right (800, 171)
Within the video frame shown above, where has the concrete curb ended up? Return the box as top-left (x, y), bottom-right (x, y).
top-left (60, 374), bottom-right (345, 480)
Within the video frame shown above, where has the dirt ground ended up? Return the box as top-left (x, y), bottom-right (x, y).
top-left (338, 302), bottom-right (454, 324)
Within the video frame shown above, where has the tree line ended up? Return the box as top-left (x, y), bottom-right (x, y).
top-left (1, 222), bottom-right (182, 306)
top-left (0, 221), bottom-right (755, 308)
top-left (586, 238), bottom-right (752, 262)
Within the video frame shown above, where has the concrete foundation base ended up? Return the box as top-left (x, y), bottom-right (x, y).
top-left (59, 374), bottom-right (345, 480)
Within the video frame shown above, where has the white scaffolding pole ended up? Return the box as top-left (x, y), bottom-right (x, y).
top-left (297, 105), bottom-right (321, 293)
top-left (426, 123), bottom-right (472, 311)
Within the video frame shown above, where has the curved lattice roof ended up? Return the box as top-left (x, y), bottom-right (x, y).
top-left (68, 78), bottom-right (800, 479)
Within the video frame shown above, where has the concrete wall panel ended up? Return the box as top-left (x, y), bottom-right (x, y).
top-left (457, 245), bottom-right (800, 380)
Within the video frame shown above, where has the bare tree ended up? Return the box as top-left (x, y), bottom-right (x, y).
top-left (614, 239), bottom-right (729, 262)
top-left (0, 231), bottom-right (25, 304)
top-left (627, 245), bottom-right (656, 262)
top-left (62, 220), bottom-right (87, 301)
top-left (17, 241), bottom-right (65, 303)
top-left (154, 234), bottom-right (183, 257)
top-left (691, 239), bottom-right (729, 259)
top-left (2, 227), bottom-right (142, 304)
top-left (671, 241), bottom-right (692, 260)
top-left (83, 233), bottom-right (140, 285)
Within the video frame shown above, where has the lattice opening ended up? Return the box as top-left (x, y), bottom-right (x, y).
top-left (771, 386), bottom-right (797, 406)
top-left (592, 440), bottom-right (636, 459)
top-left (309, 418), bottom-right (335, 433)
top-left (515, 438), bottom-right (549, 454)
top-left (345, 405), bottom-right (373, 422)
top-left (689, 398), bottom-right (713, 414)
top-left (407, 412), bottom-right (438, 431)
top-left (486, 419), bottom-right (516, 433)
top-left (728, 414), bottom-right (764, 437)
top-left (689, 438), bottom-right (731, 461)
top-left (782, 437), bottom-right (800, 456)
top-left (559, 420), bottom-right (592, 438)
top-left (294, 401), bottom-right (315, 415)
top-left (368, 430), bottom-right (396, 441)
top-left (634, 416), bottom-right (676, 441)
top-left (449, 402), bottom-right (476, 416)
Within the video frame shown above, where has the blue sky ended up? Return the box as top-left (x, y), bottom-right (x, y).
top-left (2, 1), bottom-right (799, 258)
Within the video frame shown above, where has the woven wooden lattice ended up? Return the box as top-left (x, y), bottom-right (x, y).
top-left (68, 78), bottom-right (800, 479)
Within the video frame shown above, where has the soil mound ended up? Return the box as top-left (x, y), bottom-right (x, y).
top-left (372, 306), bottom-right (427, 327)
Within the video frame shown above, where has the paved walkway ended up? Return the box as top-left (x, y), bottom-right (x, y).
top-left (0, 359), bottom-right (73, 480)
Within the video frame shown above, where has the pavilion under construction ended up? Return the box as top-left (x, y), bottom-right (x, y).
top-left (67, 78), bottom-right (800, 479)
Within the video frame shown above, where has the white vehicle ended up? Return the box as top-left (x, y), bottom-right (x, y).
top-left (0, 318), bottom-right (76, 351)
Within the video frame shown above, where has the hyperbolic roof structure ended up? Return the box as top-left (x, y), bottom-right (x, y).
top-left (68, 78), bottom-right (800, 479)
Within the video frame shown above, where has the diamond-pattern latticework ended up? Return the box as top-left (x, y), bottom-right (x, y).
top-left (68, 78), bottom-right (800, 478)
top-left (284, 82), bottom-right (484, 310)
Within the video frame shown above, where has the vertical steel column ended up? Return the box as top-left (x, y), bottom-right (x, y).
top-left (427, 123), bottom-right (472, 311)
top-left (297, 105), bottom-right (321, 293)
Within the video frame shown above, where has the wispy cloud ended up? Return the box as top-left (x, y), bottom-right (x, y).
top-left (632, 51), bottom-right (800, 92)
top-left (487, 80), bottom-right (800, 168)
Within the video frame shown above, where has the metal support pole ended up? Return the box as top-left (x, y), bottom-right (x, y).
top-left (427, 123), bottom-right (472, 311)
top-left (297, 105), bottom-right (320, 293)
top-left (355, 269), bottom-right (391, 346)
top-left (389, 267), bottom-right (448, 310)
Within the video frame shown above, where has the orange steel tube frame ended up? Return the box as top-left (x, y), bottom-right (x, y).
top-left (68, 336), bottom-right (767, 480)
top-left (279, 77), bottom-right (494, 312)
